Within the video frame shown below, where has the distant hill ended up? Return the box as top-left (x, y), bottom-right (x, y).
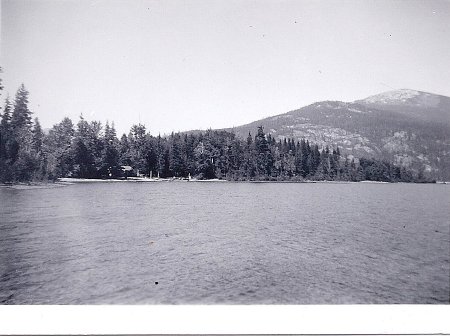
top-left (225, 89), bottom-right (450, 180)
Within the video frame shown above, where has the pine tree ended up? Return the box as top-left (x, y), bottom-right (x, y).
top-left (43, 117), bottom-right (75, 178)
top-left (254, 126), bottom-right (272, 178)
top-left (0, 97), bottom-right (13, 181)
top-left (32, 118), bottom-right (44, 153)
top-left (273, 145), bottom-right (283, 177)
top-left (72, 115), bottom-right (97, 178)
top-left (311, 144), bottom-right (321, 175)
top-left (8, 85), bottom-right (38, 181)
top-left (184, 134), bottom-right (197, 177)
top-left (144, 135), bottom-right (157, 177)
top-left (87, 120), bottom-right (104, 175)
top-left (299, 139), bottom-right (309, 177)
top-left (193, 139), bottom-right (216, 179)
top-left (230, 137), bottom-right (244, 179)
top-left (319, 148), bottom-right (330, 179)
top-left (129, 124), bottom-right (148, 175)
top-left (155, 134), bottom-right (165, 178)
top-left (169, 132), bottom-right (184, 177)
top-left (329, 148), bottom-right (338, 179)
top-left (11, 84), bottom-right (33, 131)
top-left (0, 97), bottom-right (12, 161)
top-left (101, 121), bottom-right (120, 177)
top-left (119, 133), bottom-right (132, 165)
top-left (29, 117), bottom-right (46, 179)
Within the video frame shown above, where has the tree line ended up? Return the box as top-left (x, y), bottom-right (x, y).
top-left (0, 76), bottom-right (432, 183)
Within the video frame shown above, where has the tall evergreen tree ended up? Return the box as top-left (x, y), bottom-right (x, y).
top-left (101, 121), bottom-right (120, 177)
top-left (144, 135), bottom-right (157, 177)
top-left (0, 97), bottom-right (13, 181)
top-left (244, 131), bottom-right (255, 178)
top-left (169, 132), bottom-right (185, 177)
top-left (0, 97), bottom-right (12, 161)
top-left (30, 117), bottom-right (46, 179)
top-left (129, 124), bottom-right (147, 174)
top-left (254, 126), bottom-right (272, 178)
top-left (118, 133), bottom-right (132, 166)
top-left (72, 115), bottom-right (97, 178)
top-left (44, 117), bottom-right (75, 179)
top-left (32, 118), bottom-right (44, 153)
top-left (11, 84), bottom-right (32, 131)
top-left (154, 134), bottom-right (165, 177)
top-left (193, 139), bottom-right (216, 179)
top-left (8, 85), bottom-right (37, 181)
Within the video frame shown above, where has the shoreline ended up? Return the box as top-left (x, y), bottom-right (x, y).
top-left (0, 181), bottom-right (72, 190)
top-left (57, 177), bottom-right (442, 184)
top-left (1, 178), bottom-right (445, 189)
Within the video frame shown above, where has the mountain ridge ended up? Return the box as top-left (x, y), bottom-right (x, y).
top-left (355, 89), bottom-right (450, 125)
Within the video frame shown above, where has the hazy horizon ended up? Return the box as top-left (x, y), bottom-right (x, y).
top-left (1, 0), bottom-right (450, 135)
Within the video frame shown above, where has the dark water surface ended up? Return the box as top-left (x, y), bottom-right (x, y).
top-left (0, 181), bottom-right (449, 304)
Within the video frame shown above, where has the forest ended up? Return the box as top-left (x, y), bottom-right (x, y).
top-left (0, 76), bottom-right (433, 184)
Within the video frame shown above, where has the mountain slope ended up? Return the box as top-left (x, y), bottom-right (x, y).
top-left (226, 90), bottom-right (450, 180)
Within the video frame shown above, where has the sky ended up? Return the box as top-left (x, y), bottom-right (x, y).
top-left (1, 0), bottom-right (450, 136)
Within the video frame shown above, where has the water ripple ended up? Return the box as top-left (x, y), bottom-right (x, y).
top-left (0, 182), bottom-right (449, 304)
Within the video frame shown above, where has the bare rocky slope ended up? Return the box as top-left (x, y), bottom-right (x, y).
top-left (225, 89), bottom-right (450, 180)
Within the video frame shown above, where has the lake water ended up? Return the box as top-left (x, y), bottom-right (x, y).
top-left (0, 181), bottom-right (449, 304)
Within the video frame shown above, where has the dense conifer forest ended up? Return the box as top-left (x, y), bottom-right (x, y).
top-left (0, 74), bottom-right (433, 184)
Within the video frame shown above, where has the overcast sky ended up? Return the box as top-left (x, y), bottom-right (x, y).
top-left (1, 0), bottom-right (450, 135)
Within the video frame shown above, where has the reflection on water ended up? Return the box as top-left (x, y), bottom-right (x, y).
top-left (0, 182), bottom-right (449, 304)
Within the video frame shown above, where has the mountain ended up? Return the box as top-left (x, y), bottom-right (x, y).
top-left (226, 89), bottom-right (450, 180)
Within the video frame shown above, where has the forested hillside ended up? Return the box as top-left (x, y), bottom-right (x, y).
top-left (0, 77), bottom-right (431, 183)
top-left (228, 90), bottom-right (450, 180)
